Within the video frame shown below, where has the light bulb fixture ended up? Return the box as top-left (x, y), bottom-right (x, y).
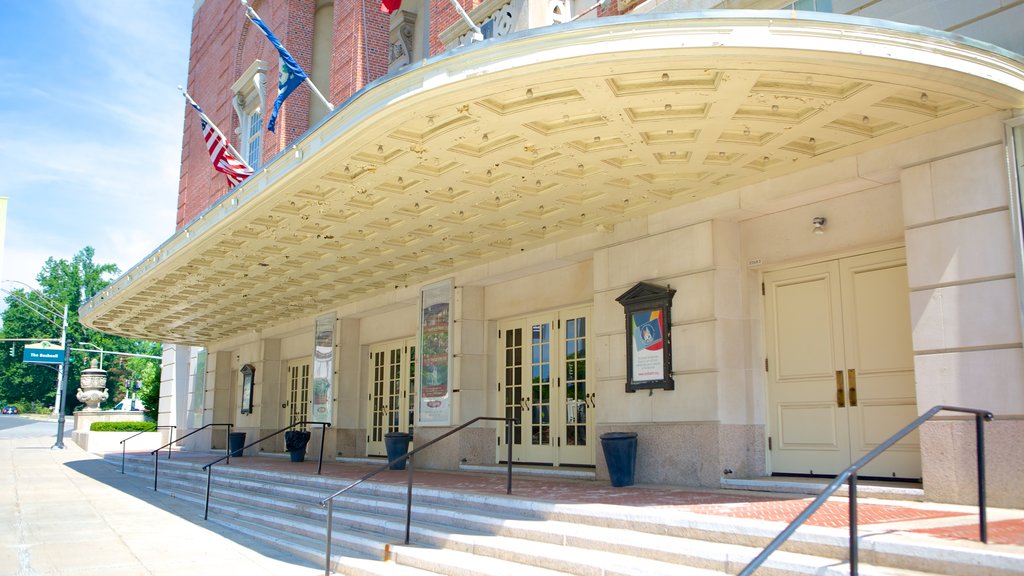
top-left (812, 216), bottom-right (826, 235)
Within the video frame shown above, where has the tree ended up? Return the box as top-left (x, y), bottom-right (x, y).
top-left (0, 247), bottom-right (161, 413)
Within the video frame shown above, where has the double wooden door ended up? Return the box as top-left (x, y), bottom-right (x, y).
top-left (764, 248), bottom-right (920, 479)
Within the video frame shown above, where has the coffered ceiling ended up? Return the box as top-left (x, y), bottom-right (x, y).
top-left (81, 13), bottom-right (1024, 345)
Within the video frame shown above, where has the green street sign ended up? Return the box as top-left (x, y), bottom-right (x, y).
top-left (23, 342), bottom-right (65, 364)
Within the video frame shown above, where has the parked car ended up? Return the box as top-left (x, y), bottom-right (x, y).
top-left (113, 398), bottom-right (145, 411)
top-left (1, 406), bottom-right (18, 415)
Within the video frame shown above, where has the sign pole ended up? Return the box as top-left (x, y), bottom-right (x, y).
top-left (52, 304), bottom-right (69, 450)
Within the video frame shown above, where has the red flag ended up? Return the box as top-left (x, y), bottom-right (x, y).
top-left (381, 0), bottom-right (401, 13)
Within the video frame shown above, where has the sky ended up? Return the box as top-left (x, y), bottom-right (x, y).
top-left (0, 1), bottom-right (194, 291)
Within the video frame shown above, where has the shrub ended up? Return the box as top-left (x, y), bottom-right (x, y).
top-left (90, 421), bottom-right (157, 432)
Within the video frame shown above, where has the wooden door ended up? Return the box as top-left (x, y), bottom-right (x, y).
top-left (765, 248), bottom-right (919, 479)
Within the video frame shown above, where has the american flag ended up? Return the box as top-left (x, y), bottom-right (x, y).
top-left (381, 0), bottom-right (401, 13)
top-left (189, 102), bottom-right (253, 187)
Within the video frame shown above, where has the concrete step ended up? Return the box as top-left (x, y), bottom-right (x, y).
top-left (108, 453), bottom-right (1024, 576)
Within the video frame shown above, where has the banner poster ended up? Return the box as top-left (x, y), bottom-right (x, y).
top-left (630, 309), bottom-right (665, 382)
top-left (190, 349), bottom-right (207, 428)
top-left (418, 279), bottom-right (453, 426)
top-left (312, 314), bottom-right (335, 423)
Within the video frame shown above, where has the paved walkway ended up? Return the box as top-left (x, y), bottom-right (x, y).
top-left (0, 417), bottom-right (322, 576)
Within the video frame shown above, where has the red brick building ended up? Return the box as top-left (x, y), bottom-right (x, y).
top-left (84, 0), bottom-right (1024, 507)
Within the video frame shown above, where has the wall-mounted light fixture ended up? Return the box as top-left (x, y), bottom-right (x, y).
top-left (812, 216), bottom-right (827, 235)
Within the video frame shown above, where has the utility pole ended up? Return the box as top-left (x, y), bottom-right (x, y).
top-left (2, 280), bottom-right (72, 448)
top-left (53, 304), bottom-right (69, 450)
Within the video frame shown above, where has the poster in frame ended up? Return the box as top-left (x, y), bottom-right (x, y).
top-left (240, 364), bottom-right (255, 414)
top-left (417, 279), bottom-right (453, 426)
top-left (312, 314), bottom-right (335, 423)
top-left (190, 349), bottom-right (207, 427)
top-left (615, 282), bottom-right (676, 392)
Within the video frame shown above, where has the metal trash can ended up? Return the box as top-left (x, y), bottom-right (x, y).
top-left (384, 432), bottom-right (413, 470)
top-left (600, 432), bottom-right (638, 487)
top-left (285, 430), bottom-right (311, 462)
top-left (228, 432), bottom-right (247, 457)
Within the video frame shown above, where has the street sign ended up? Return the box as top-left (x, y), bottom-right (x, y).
top-left (23, 342), bottom-right (65, 364)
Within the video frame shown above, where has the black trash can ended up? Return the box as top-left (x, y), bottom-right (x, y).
top-left (228, 432), bottom-right (246, 457)
top-left (384, 432), bottom-right (413, 470)
top-left (600, 432), bottom-right (638, 487)
top-left (285, 430), bottom-right (311, 462)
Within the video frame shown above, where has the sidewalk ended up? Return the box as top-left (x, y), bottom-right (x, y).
top-left (0, 421), bottom-right (320, 576)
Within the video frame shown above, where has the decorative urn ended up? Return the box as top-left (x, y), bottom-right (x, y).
top-left (76, 359), bottom-right (108, 410)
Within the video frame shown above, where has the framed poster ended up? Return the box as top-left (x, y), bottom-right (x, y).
top-left (616, 282), bottom-right (676, 392)
top-left (240, 364), bottom-right (255, 414)
top-left (418, 279), bottom-right (453, 426)
top-left (190, 349), bottom-right (207, 427)
top-left (312, 314), bottom-right (335, 423)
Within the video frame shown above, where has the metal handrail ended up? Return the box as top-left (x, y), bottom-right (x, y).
top-left (318, 416), bottom-right (516, 576)
top-left (150, 423), bottom-right (233, 491)
top-left (121, 425), bottom-right (175, 474)
top-left (201, 420), bottom-right (330, 520)
top-left (739, 405), bottom-right (993, 576)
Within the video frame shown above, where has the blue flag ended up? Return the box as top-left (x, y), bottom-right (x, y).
top-left (247, 11), bottom-right (308, 132)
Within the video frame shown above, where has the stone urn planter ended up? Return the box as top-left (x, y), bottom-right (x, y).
top-left (76, 359), bottom-right (108, 411)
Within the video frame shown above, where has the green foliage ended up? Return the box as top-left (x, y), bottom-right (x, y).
top-left (137, 373), bottom-right (161, 422)
top-left (0, 247), bottom-right (163, 414)
top-left (90, 421), bottom-right (157, 432)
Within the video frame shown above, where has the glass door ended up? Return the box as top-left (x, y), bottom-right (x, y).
top-left (498, 307), bottom-right (592, 466)
top-left (366, 338), bottom-right (415, 457)
top-left (287, 359), bottom-right (310, 430)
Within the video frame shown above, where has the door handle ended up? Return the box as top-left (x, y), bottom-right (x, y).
top-left (835, 371), bottom-right (845, 408)
top-left (587, 393), bottom-right (596, 408)
top-left (848, 369), bottom-right (857, 407)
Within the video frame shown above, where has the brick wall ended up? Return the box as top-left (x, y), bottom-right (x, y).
top-left (178, 0), bottom-right (620, 228)
top-left (179, 1), bottom-right (242, 229)
top-left (178, 0), bottom-right (388, 229)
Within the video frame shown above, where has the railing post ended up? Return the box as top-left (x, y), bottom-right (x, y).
top-left (318, 422), bottom-right (326, 475)
top-left (166, 426), bottom-right (175, 459)
top-left (849, 472), bottom-right (858, 575)
top-left (506, 417), bottom-right (513, 495)
top-left (121, 441), bottom-right (126, 474)
top-left (204, 467), bottom-right (213, 520)
top-left (976, 413), bottom-right (988, 543)
top-left (405, 451), bottom-right (414, 545)
top-left (324, 499), bottom-right (334, 576)
top-left (226, 423), bottom-right (232, 465)
top-left (153, 450), bottom-right (159, 491)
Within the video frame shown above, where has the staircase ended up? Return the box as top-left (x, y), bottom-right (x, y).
top-left (110, 453), bottom-right (1023, 576)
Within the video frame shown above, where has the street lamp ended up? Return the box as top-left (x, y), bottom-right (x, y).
top-left (1, 280), bottom-right (70, 449)
top-left (75, 342), bottom-right (106, 370)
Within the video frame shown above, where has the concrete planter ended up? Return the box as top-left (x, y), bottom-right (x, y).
top-left (72, 430), bottom-right (167, 454)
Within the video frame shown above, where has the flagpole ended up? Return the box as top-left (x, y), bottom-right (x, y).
top-left (447, 0), bottom-right (483, 41)
top-left (241, 0), bottom-right (334, 113)
top-left (179, 86), bottom-right (253, 172)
